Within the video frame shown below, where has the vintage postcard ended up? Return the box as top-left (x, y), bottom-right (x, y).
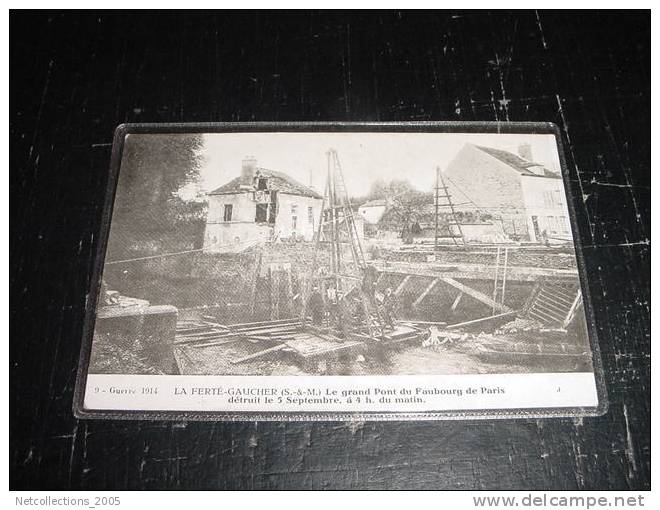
top-left (74, 123), bottom-right (605, 420)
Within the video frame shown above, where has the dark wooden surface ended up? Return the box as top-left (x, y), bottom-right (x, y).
top-left (11, 11), bottom-right (650, 490)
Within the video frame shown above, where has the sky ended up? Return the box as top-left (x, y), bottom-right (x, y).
top-left (194, 132), bottom-right (562, 198)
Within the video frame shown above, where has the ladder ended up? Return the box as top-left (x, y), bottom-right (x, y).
top-left (434, 167), bottom-right (465, 249)
top-left (300, 149), bottom-right (386, 340)
top-left (492, 246), bottom-right (509, 314)
top-left (330, 149), bottom-right (368, 270)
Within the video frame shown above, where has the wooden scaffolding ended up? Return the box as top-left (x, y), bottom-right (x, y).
top-left (300, 148), bottom-right (386, 340)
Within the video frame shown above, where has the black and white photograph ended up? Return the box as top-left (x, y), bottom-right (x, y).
top-left (77, 127), bottom-right (601, 417)
top-left (11, 8), bottom-right (649, 494)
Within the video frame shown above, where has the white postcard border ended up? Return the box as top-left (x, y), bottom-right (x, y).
top-left (84, 372), bottom-right (599, 413)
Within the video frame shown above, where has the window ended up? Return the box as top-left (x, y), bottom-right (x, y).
top-left (308, 206), bottom-right (314, 224)
top-left (257, 177), bottom-right (268, 190)
top-left (223, 204), bottom-right (233, 222)
top-left (292, 216), bottom-right (298, 231)
top-left (255, 203), bottom-right (268, 223)
top-left (291, 204), bottom-right (298, 214)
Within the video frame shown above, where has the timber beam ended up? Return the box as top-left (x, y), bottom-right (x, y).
top-left (413, 278), bottom-right (439, 308)
top-left (394, 275), bottom-right (412, 296)
top-left (441, 277), bottom-right (512, 313)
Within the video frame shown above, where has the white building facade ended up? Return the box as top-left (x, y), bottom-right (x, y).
top-left (204, 158), bottom-right (323, 252)
top-left (519, 174), bottom-right (571, 242)
top-left (357, 199), bottom-right (388, 224)
top-left (444, 143), bottom-right (571, 243)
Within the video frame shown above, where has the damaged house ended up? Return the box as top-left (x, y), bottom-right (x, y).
top-left (444, 143), bottom-right (571, 243)
top-left (203, 157), bottom-right (323, 252)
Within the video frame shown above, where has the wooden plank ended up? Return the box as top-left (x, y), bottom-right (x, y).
top-left (446, 310), bottom-right (519, 330)
top-left (292, 341), bottom-right (364, 359)
top-left (202, 322), bottom-right (230, 329)
top-left (394, 275), bottom-right (411, 296)
top-left (230, 323), bottom-right (300, 332)
top-left (381, 332), bottom-right (425, 345)
top-left (176, 329), bottom-right (231, 339)
top-left (441, 277), bottom-right (512, 313)
top-left (181, 328), bottom-right (296, 347)
top-left (400, 320), bottom-right (447, 326)
top-left (244, 334), bottom-right (297, 341)
top-left (175, 335), bottom-right (230, 345)
top-left (521, 281), bottom-right (542, 316)
top-left (233, 327), bottom-right (300, 337)
top-left (190, 337), bottom-right (244, 348)
top-left (284, 332), bottom-right (364, 358)
top-left (529, 310), bottom-right (553, 324)
top-left (177, 324), bottom-right (298, 342)
top-left (412, 278), bottom-right (439, 308)
top-left (536, 291), bottom-right (573, 310)
top-left (562, 290), bottom-right (583, 329)
top-left (529, 307), bottom-right (561, 324)
top-left (450, 292), bottom-right (463, 312)
top-left (230, 344), bottom-right (288, 364)
top-left (176, 326), bottom-right (213, 334)
top-left (534, 300), bottom-right (568, 318)
top-left (228, 317), bottom-right (301, 329)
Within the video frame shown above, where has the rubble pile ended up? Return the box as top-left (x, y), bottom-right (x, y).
top-left (495, 317), bottom-right (544, 334)
top-left (418, 315), bottom-right (589, 365)
top-left (90, 334), bottom-right (164, 375)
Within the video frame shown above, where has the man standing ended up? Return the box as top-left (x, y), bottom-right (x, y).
top-left (378, 287), bottom-right (398, 329)
top-left (308, 285), bottom-right (326, 325)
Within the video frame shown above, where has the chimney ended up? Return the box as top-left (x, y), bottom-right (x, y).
top-left (518, 143), bottom-right (533, 161)
top-left (241, 156), bottom-right (257, 185)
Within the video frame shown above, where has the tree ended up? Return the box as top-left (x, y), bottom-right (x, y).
top-left (108, 134), bottom-right (205, 258)
top-left (386, 179), bottom-right (416, 199)
top-left (366, 178), bottom-right (415, 201)
top-left (367, 178), bottom-right (388, 200)
top-left (386, 190), bottom-right (431, 239)
top-left (375, 186), bottom-right (433, 242)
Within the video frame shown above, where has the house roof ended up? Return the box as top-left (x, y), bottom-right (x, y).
top-left (359, 199), bottom-right (387, 208)
top-left (208, 167), bottom-right (323, 198)
top-left (475, 145), bottom-right (560, 178)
